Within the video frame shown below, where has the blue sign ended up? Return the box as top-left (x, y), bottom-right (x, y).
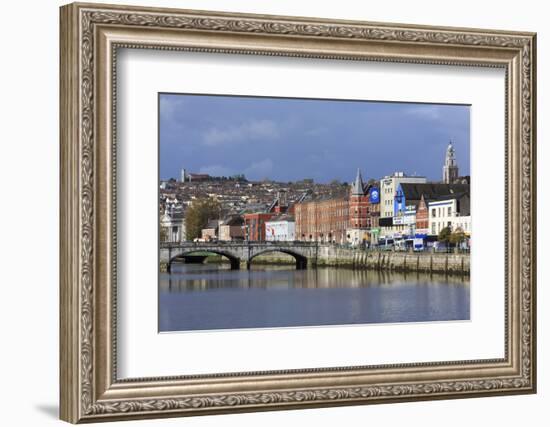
top-left (369, 187), bottom-right (380, 204)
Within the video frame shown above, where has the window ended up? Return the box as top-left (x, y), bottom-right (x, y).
top-left (448, 207), bottom-right (452, 216)
top-left (432, 208), bottom-right (436, 217)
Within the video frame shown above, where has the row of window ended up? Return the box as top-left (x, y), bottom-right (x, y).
top-left (431, 206), bottom-right (453, 218)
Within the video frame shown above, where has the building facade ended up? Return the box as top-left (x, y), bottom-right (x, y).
top-left (243, 213), bottom-right (275, 241)
top-left (294, 197), bottom-right (349, 244)
top-left (382, 182), bottom-right (470, 238)
top-left (379, 172), bottom-right (427, 218)
top-left (160, 208), bottom-right (185, 243)
top-left (428, 193), bottom-right (471, 236)
top-left (415, 195), bottom-right (430, 235)
top-left (265, 216), bottom-right (296, 242)
top-left (346, 169), bottom-right (381, 246)
top-left (218, 216), bottom-right (245, 241)
top-left (349, 169), bottom-right (369, 229)
top-left (219, 225), bottom-right (244, 241)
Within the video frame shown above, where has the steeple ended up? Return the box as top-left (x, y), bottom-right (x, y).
top-left (443, 140), bottom-right (459, 184)
top-left (351, 168), bottom-right (365, 196)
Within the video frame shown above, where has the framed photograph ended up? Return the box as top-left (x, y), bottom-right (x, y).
top-left (60, 2), bottom-right (536, 423)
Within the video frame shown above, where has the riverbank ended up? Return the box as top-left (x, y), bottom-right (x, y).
top-left (316, 251), bottom-right (469, 275)
top-left (183, 251), bottom-right (470, 275)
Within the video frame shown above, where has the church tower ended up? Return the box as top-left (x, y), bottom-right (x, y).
top-left (442, 141), bottom-right (459, 184)
top-left (349, 168), bottom-right (369, 229)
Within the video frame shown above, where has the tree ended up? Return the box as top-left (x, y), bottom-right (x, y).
top-left (449, 229), bottom-right (466, 246)
top-left (184, 197), bottom-right (221, 240)
top-left (438, 226), bottom-right (452, 243)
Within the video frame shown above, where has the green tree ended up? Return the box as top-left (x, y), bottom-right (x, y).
top-left (185, 197), bottom-right (221, 240)
top-left (438, 226), bottom-right (452, 243)
top-left (449, 229), bottom-right (466, 246)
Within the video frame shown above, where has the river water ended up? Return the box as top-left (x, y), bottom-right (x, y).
top-left (159, 263), bottom-right (470, 332)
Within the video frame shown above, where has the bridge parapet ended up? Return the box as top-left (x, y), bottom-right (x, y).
top-left (160, 241), bottom-right (324, 271)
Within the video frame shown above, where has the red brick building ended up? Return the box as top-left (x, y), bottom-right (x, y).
top-left (295, 197), bottom-right (349, 243)
top-left (295, 169), bottom-right (380, 245)
top-left (349, 169), bottom-right (370, 229)
top-left (243, 213), bottom-right (275, 241)
top-left (416, 194), bottom-right (429, 232)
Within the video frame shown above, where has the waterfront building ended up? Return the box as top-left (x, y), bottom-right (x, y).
top-left (415, 195), bottom-right (430, 235)
top-left (294, 196), bottom-right (349, 244)
top-left (382, 182), bottom-right (469, 238)
top-left (265, 215), bottom-right (296, 242)
top-left (243, 212), bottom-right (275, 241)
top-left (392, 205), bottom-right (417, 238)
top-left (218, 216), bottom-right (245, 241)
top-left (201, 219), bottom-right (221, 241)
top-left (365, 185), bottom-right (381, 244)
top-left (294, 168), bottom-right (382, 245)
top-left (160, 207), bottom-right (186, 243)
top-left (346, 169), bottom-right (381, 246)
top-left (442, 141), bottom-right (459, 184)
top-left (379, 172), bottom-right (427, 219)
top-left (349, 169), bottom-right (369, 229)
top-left (428, 192), bottom-right (471, 236)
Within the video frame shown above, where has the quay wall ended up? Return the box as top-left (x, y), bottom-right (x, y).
top-left (167, 249), bottom-right (470, 275)
top-left (314, 247), bottom-right (469, 275)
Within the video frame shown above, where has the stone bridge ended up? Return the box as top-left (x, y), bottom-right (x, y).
top-left (160, 241), bottom-right (323, 271)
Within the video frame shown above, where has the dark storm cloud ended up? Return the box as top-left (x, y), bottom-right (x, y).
top-left (159, 93), bottom-right (470, 183)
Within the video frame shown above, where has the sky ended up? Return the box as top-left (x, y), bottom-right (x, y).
top-left (159, 93), bottom-right (470, 183)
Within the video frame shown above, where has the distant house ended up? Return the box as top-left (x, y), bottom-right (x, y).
top-left (187, 173), bottom-right (210, 182)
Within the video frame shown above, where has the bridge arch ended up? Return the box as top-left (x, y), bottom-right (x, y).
top-left (168, 249), bottom-right (241, 272)
top-left (248, 249), bottom-right (308, 270)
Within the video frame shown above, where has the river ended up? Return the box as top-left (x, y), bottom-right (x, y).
top-left (159, 263), bottom-right (470, 332)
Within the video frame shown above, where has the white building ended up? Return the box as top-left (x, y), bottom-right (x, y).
top-left (265, 217), bottom-right (295, 242)
top-left (160, 209), bottom-right (186, 242)
top-left (428, 197), bottom-right (471, 236)
top-left (379, 172), bottom-right (427, 218)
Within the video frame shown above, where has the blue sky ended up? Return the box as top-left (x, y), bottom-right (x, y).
top-left (159, 93), bottom-right (470, 183)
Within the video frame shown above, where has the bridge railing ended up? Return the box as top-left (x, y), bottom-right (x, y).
top-left (160, 240), bottom-right (324, 249)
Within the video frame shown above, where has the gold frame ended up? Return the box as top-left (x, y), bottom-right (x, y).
top-left (60, 2), bottom-right (537, 423)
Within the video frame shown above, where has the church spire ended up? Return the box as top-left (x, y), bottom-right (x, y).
top-left (443, 139), bottom-right (459, 183)
top-left (351, 168), bottom-right (365, 196)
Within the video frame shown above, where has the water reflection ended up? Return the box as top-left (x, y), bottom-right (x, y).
top-left (159, 263), bottom-right (470, 332)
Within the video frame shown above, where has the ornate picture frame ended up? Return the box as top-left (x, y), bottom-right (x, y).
top-left (60, 2), bottom-right (536, 423)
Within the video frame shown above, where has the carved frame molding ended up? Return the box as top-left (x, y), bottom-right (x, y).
top-left (60, 2), bottom-right (536, 423)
